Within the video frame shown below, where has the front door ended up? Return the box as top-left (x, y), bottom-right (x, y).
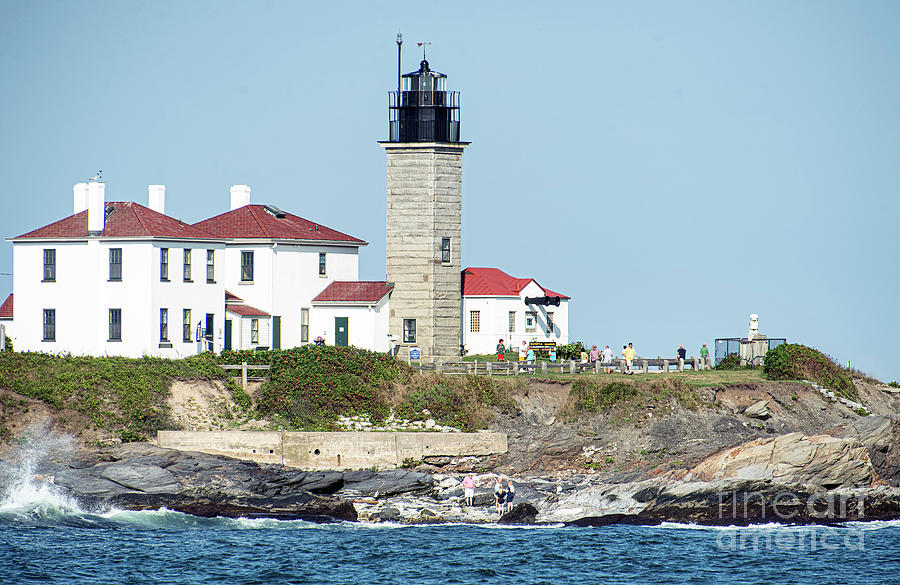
top-left (335, 317), bottom-right (348, 347)
top-left (224, 319), bottom-right (232, 351)
top-left (205, 313), bottom-right (214, 352)
top-left (272, 316), bottom-right (281, 349)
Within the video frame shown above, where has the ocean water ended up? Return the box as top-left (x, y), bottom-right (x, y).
top-left (1, 445), bottom-right (899, 584)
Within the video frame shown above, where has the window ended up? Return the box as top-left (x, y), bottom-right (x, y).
top-left (441, 238), bottom-right (451, 263)
top-left (547, 312), bottom-right (554, 334)
top-left (402, 318), bottom-right (416, 343)
top-left (109, 248), bottom-right (122, 281)
top-left (109, 308), bottom-right (121, 341)
top-left (160, 248), bottom-right (169, 281)
top-left (241, 251), bottom-right (253, 281)
top-left (525, 311), bottom-right (537, 333)
top-left (318, 252), bottom-right (326, 276)
top-left (250, 319), bottom-right (259, 344)
top-left (42, 309), bottom-right (55, 341)
top-left (508, 311), bottom-right (516, 333)
top-left (470, 310), bottom-right (480, 333)
top-left (43, 249), bottom-right (56, 282)
top-left (183, 309), bottom-right (191, 342)
top-left (300, 308), bottom-right (309, 343)
top-left (159, 308), bottom-right (169, 342)
top-left (206, 250), bottom-right (215, 283)
top-left (183, 249), bottom-right (192, 282)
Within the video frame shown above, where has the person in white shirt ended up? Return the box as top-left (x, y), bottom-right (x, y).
top-left (602, 345), bottom-right (614, 373)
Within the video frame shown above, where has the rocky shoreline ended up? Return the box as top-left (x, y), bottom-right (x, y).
top-left (3, 415), bottom-right (899, 528)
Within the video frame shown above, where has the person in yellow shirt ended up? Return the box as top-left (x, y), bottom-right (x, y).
top-left (623, 342), bottom-right (636, 375)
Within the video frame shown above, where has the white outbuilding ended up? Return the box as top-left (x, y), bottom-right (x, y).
top-left (461, 267), bottom-right (570, 356)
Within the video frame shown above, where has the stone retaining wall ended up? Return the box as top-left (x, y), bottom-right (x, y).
top-left (157, 430), bottom-right (507, 470)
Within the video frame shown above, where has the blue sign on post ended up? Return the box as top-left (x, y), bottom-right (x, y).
top-left (409, 347), bottom-right (421, 360)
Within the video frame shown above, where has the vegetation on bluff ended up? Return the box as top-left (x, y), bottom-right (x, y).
top-left (762, 343), bottom-right (856, 400)
top-left (569, 377), bottom-right (699, 415)
top-left (220, 346), bottom-right (518, 431)
top-left (0, 352), bottom-right (233, 442)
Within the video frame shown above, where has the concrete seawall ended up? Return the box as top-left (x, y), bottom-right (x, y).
top-left (157, 430), bottom-right (508, 470)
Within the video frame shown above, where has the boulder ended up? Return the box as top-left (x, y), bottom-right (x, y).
top-left (744, 400), bottom-right (770, 419)
top-left (688, 432), bottom-right (873, 488)
top-left (498, 503), bottom-right (538, 524)
top-left (339, 469), bottom-right (433, 497)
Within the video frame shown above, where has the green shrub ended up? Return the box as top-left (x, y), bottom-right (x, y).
top-left (715, 354), bottom-right (742, 370)
top-left (3, 336), bottom-right (11, 352)
top-left (557, 342), bottom-right (585, 361)
top-left (255, 345), bottom-right (405, 429)
top-left (888, 381), bottom-right (900, 389)
top-left (763, 344), bottom-right (856, 400)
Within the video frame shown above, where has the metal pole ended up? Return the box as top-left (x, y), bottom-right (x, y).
top-left (396, 32), bottom-right (402, 94)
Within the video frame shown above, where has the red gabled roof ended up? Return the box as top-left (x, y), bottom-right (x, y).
top-left (193, 205), bottom-right (366, 245)
top-left (14, 202), bottom-right (219, 240)
top-left (312, 281), bottom-right (393, 304)
top-left (461, 267), bottom-right (570, 299)
top-left (225, 290), bottom-right (241, 302)
top-left (0, 294), bottom-right (12, 319)
top-left (226, 303), bottom-right (270, 317)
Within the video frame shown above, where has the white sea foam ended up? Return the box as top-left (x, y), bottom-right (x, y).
top-left (0, 424), bottom-right (88, 519)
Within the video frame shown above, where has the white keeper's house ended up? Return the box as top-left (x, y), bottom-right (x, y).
top-left (7, 182), bottom-right (226, 358)
top-left (461, 267), bottom-right (569, 355)
top-left (3, 182), bottom-right (394, 357)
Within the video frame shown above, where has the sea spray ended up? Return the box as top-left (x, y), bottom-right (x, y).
top-left (0, 423), bottom-right (84, 517)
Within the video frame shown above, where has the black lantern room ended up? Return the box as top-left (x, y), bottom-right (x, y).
top-left (388, 59), bottom-right (461, 143)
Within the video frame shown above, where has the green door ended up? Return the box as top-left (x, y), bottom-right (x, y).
top-left (272, 316), bottom-right (281, 350)
top-left (224, 320), bottom-right (232, 351)
top-left (335, 317), bottom-right (348, 347)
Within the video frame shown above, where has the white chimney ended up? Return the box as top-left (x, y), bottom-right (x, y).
top-left (230, 185), bottom-right (251, 210)
top-left (73, 183), bottom-right (89, 214)
top-left (87, 181), bottom-right (106, 235)
top-left (148, 185), bottom-right (165, 214)
top-left (748, 314), bottom-right (759, 341)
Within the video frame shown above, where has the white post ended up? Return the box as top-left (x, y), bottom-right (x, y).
top-left (242, 361), bottom-right (248, 391)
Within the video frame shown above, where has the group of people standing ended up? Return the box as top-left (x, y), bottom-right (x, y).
top-left (462, 475), bottom-right (515, 517)
top-left (495, 339), bottom-right (534, 363)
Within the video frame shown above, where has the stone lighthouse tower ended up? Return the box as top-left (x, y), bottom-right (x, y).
top-left (380, 54), bottom-right (469, 360)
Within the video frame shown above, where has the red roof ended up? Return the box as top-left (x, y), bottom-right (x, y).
top-left (225, 290), bottom-right (241, 302)
top-left (13, 203), bottom-right (219, 240)
top-left (461, 267), bottom-right (569, 299)
top-left (226, 303), bottom-right (270, 317)
top-left (312, 281), bottom-right (393, 303)
top-left (0, 294), bottom-right (12, 319)
top-left (193, 205), bottom-right (366, 245)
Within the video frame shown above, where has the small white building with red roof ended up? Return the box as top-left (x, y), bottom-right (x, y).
top-left (225, 290), bottom-right (272, 350)
top-left (461, 267), bottom-right (569, 356)
top-left (7, 182), bottom-right (226, 357)
top-left (0, 293), bottom-right (13, 347)
top-left (311, 281), bottom-right (393, 351)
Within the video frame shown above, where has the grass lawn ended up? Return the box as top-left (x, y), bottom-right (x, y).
top-left (459, 353), bottom-right (766, 388)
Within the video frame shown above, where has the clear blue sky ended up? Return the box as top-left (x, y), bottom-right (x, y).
top-left (1, 1), bottom-right (898, 382)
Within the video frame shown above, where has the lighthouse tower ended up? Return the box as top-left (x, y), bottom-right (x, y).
top-left (380, 55), bottom-right (469, 360)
